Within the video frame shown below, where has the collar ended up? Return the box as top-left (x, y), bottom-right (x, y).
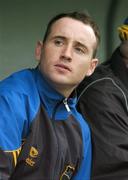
top-left (33, 68), bottom-right (77, 120)
top-left (110, 47), bottom-right (128, 89)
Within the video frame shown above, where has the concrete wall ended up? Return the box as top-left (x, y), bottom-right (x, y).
top-left (0, 0), bottom-right (127, 79)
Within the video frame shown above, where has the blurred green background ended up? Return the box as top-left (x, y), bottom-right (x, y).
top-left (0, 0), bottom-right (127, 79)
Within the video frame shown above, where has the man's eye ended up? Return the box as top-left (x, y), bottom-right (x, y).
top-left (75, 47), bottom-right (85, 54)
top-left (54, 39), bottom-right (63, 46)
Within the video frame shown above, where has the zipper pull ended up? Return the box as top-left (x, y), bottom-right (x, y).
top-left (63, 98), bottom-right (71, 112)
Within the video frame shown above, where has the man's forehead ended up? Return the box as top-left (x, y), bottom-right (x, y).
top-left (50, 17), bottom-right (88, 32)
top-left (49, 18), bottom-right (97, 48)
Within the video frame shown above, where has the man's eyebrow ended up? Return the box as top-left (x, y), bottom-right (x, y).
top-left (51, 35), bottom-right (66, 40)
top-left (50, 35), bottom-right (88, 50)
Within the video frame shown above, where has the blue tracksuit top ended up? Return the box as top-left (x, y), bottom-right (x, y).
top-left (0, 68), bottom-right (91, 180)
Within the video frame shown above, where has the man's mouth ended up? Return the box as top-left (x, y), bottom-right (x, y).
top-left (55, 64), bottom-right (71, 72)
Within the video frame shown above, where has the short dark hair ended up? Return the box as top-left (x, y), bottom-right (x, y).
top-left (43, 11), bottom-right (100, 57)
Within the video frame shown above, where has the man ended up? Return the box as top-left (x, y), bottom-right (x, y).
top-left (0, 12), bottom-right (100, 179)
top-left (77, 18), bottom-right (128, 180)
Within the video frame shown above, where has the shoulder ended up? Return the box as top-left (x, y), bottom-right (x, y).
top-left (0, 68), bottom-right (40, 126)
top-left (78, 62), bottom-right (119, 98)
top-left (0, 69), bottom-right (36, 94)
top-left (0, 68), bottom-right (41, 105)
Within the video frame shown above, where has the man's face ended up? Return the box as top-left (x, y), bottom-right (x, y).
top-left (36, 17), bottom-right (98, 94)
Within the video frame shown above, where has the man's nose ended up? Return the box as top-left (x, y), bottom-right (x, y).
top-left (61, 45), bottom-right (72, 61)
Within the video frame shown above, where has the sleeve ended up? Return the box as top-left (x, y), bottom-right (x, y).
top-left (0, 148), bottom-right (21, 179)
top-left (73, 117), bottom-right (92, 180)
top-left (0, 148), bottom-right (12, 179)
top-left (78, 80), bottom-right (128, 177)
top-left (73, 136), bottom-right (91, 180)
top-left (0, 91), bottom-right (26, 179)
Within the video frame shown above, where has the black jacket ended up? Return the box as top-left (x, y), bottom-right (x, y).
top-left (77, 41), bottom-right (128, 180)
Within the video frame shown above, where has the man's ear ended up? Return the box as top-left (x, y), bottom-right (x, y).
top-left (86, 58), bottom-right (99, 76)
top-left (35, 41), bottom-right (43, 62)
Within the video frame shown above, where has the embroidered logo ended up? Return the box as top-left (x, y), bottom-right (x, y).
top-left (29, 146), bottom-right (38, 158)
top-left (25, 146), bottom-right (38, 167)
top-left (60, 165), bottom-right (75, 180)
